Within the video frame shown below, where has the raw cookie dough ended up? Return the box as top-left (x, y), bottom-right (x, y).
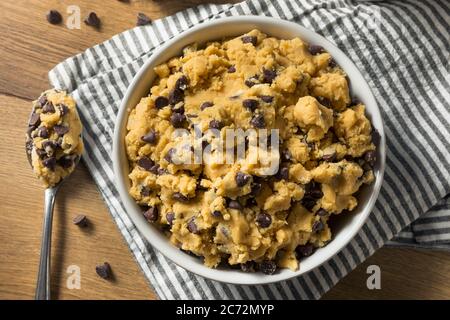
top-left (125, 30), bottom-right (376, 274)
top-left (26, 89), bottom-right (83, 188)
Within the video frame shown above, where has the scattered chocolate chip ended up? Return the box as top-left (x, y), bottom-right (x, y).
top-left (281, 149), bottom-right (292, 161)
top-left (140, 186), bottom-right (151, 197)
top-left (38, 95), bottom-right (48, 107)
top-left (187, 218), bottom-right (199, 234)
top-left (53, 125), bottom-right (69, 136)
top-left (95, 262), bottom-right (112, 279)
top-left (58, 104), bottom-right (69, 116)
top-left (141, 130), bottom-right (158, 145)
top-left (235, 172), bottom-right (251, 187)
top-left (296, 244), bottom-right (315, 258)
top-left (312, 220), bottom-right (324, 233)
top-left (143, 206), bottom-right (158, 222)
top-left (36, 148), bottom-right (47, 159)
top-left (310, 188), bottom-right (323, 199)
top-left (175, 75), bottom-right (189, 91)
top-left (262, 68), bottom-right (277, 84)
top-left (241, 35), bottom-right (257, 46)
top-left (42, 102), bottom-right (55, 113)
top-left (212, 210), bottom-right (222, 218)
top-left (364, 150), bottom-right (376, 167)
top-left (85, 12), bottom-right (101, 28)
top-left (316, 208), bottom-right (328, 217)
top-left (137, 156), bottom-right (155, 171)
top-left (308, 45), bottom-right (325, 55)
top-left (136, 12), bottom-right (152, 26)
top-left (259, 95), bottom-right (274, 103)
top-left (155, 96), bottom-right (169, 109)
top-left (172, 192), bottom-right (189, 202)
top-left (168, 88), bottom-right (184, 105)
top-left (200, 101), bottom-right (213, 110)
top-left (275, 166), bottom-right (289, 180)
top-left (227, 65), bottom-right (236, 73)
top-left (244, 77), bottom-right (257, 88)
top-left (164, 148), bottom-right (176, 163)
top-left (28, 113), bottom-right (41, 128)
top-left (166, 212), bottom-right (175, 226)
top-left (170, 112), bottom-right (186, 128)
top-left (242, 99), bottom-right (259, 112)
top-left (240, 261), bottom-right (256, 273)
top-left (228, 200), bottom-right (243, 211)
top-left (259, 260), bottom-right (277, 275)
top-left (73, 214), bottom-right (88, 227)
top-left (301, 196), bottom-right (316, 211)
top-left (256, 213), bottom-right (272, 228)
top-left (246, 198), bottom-right (257, 207)
top-left (42, 140), bottom-right (58, 154)
top-left (209, 120), bottom-right (224, 130)
top-left (47, 10), bottom-right (62, 25)
top-left (58, 155), bottom-right (74, 169)
top-left (250, 114), bottom-right (265, 128)
top-left (42, 157), bottom-right (56, 171)
top-left (329, 58), bottom-right (337, 68)
top-left (250, 182), bottom-right (262, 196)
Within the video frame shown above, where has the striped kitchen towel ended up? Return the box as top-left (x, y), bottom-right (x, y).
top-left (48, 0), bottom-right (450, 299)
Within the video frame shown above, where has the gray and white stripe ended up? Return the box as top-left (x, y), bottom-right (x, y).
top-left (48, 0), bottom-right (450, 299)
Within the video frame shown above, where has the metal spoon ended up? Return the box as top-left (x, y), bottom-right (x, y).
top-left (25, 134), bottom-right (80, 300)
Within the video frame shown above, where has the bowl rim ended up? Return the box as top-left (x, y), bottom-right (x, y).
top-left (113, 15), bottom-right (386, 285)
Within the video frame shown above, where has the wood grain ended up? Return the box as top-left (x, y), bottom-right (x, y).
top-left (0, 0), bottom-right (449, 300)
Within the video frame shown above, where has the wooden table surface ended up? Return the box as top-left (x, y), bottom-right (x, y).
top-left (1, 0), bottom-right (449, 300)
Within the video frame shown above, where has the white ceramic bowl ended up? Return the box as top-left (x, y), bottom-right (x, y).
top-left (113, 16), bottom-right (385, 285)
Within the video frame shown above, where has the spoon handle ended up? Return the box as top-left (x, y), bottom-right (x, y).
top-left (35, 186), bottom-right (59, 300)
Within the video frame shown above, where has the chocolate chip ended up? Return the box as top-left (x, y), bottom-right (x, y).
top-left (317, 96), bottom-right (332, 108)
top-left (364, 150), bottom-right (376, 167)
top-left (256, 213), bottom-right (272, 228)
top-left (175, 75), bottom-right (189, 91)
top-left (140, 186), bottom-right (151, 197)
top-left (244, 77), bottom-right (258, 88)
top-left (281, 149), bottom-right (292, 161)
top-left (212, 210), bottom-right (222, 218)
top-left (38, 95), bottom-right (48, 107)
top-left (228, 65), bottom-right (236, 73)
top-left (58, 104), bottom-right (69, 117)
top-left (209, 120), bottom-right (224, 130)
top-left (172, 192), bottom-right (189, 202)
top-left (143, 206), bottom-right (158, 222)
top-left (28, 113), bottom-right (41, 128)
top-left (164, 148), bottom-right (176, 163)
top-left (296, 244), bottom-right (315, 258)
top-left (42, 157), bottom-right (56, 171)
top-left (329, 58), bottom-right (337, 68)
top-left (172, 103), bottom-right (185, 114)
top-left (137, 156), bottom-right (154, 171)
top-left (250, 114), bottom-right (265, 128)
top-left (187, 218), bottom-right (199, 234)
top-left (246, 198), bottom-right (257, 207)
top-left (235, 172), bottom-right (251, 187)
top-left (85, 12), bottom-right (101, 28)
top-left (312, 220), bottom-right (324, 233)
top-left (259, 260), bottom-right (276, 275)
top-left (240, 261), bottom-right (256, 273)
top-left (316, 208), bottom-right (328, 217)
top-left (42, 102), bottom-right (55, 113)
top-left (262, 68), bottom-right (277, 84)
top-left (168, 88), bottom-right (184, 105)
top-left (53, 125), bottom-right (69, 136)
top-left (166, 212), bottom-right (175, 226)
top-left (36, 148), bottom-right (47, 159)
top-left (241, 35), bottom-right (257, 46)
top-left (141, 130), bottom-right (158, 145)
top-left (58, 155), bottom-right (74, 169)
top-left (42, 140), bottom-right (58, 155)
top-left (73, 214), bottom-right (88, 227)
top-left (170, 112), bottom-right (186, 128)
top-left (242, 99), bottom-right (259, 112)
top-left (250, 182), bottom-right (262, 196)
top-left (228, 200), bottom-right (243, 211)
top-left (200, 101), bottom-right (213, 110)
top-left (47, 10), bottom-right (62, 24)
top-left (186, 113), bottom-right (198, 118)
top-left (301, 196), bottom-right (316, 211)
top-left (275, 166), bottom-right (289, 180)
top-left (155, 96), bottom-right (169, 109)
top-left (259, 95), bottom-right (274, 103)
top-left (310, 188), bottom-right (323, 199)
top-left (95, 262), bottom-right (112, 279)
top-left (308, 45), bottom-right (325, 55)
top-left (136, 12), bottom-right (152, 26)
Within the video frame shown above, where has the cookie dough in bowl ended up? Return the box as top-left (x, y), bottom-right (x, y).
top-left (26, 89), bottom-right (83, 187)
top-left (114, 16), bottom-right (385, 285)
